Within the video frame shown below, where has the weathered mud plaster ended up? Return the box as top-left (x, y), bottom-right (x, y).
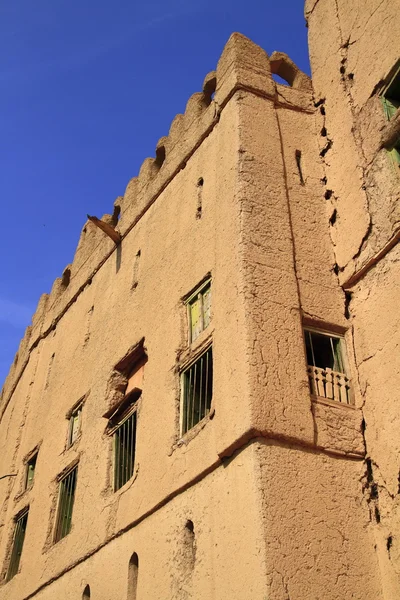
top-left (307, 0), bottom-right (400, 597)
top-left (0, 9), bottom-right (397, 599)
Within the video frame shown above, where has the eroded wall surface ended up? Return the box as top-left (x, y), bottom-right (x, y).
top-left (257, 441), bottom-right (383, 600)
top-left (306, 0), bottom-right (400, 596)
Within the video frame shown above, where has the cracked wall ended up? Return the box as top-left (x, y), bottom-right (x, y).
top-left (306, 0), bottom-right (400, 283)
top-left (257, 440), bottom-right (383, 600)
top-left (307, 0), bottom-right (400, 597)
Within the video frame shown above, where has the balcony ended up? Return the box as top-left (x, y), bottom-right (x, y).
top-left (307, 365), bottom-right (352, 405)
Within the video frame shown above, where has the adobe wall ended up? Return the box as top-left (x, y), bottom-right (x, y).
top-left (257, 441), bottom-right (383, 600)
top-left (306, 0), bottom-right (400, 597)
top-left (0, 48), bottom-right (252, 596)
top-left (305, 0), bottom-right (400, 282)
top-left (1, 445), bottom-right (268, 600)
top-left (234, 83), bottom-right (364, 455)
top-left (0, 30), bottom-right (387, 599)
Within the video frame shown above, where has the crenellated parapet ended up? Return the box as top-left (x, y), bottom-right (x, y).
top-left (0, 33), bottom-right (312, 414)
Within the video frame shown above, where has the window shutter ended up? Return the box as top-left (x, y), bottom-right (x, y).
top-left (190, 296), bottom-right (203, 341)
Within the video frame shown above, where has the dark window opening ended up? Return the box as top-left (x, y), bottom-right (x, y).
top-left (25, 454), bottom-right (37, 490)
top-left (305, 330), bottom-right (345, 373)
top-left (6, 510), bottom-right (29, 581)
top-left (181, 346), bottom-right (213, 434)
top-left (304, 329), bottom-right (352, 404)
top-left (54, 466), bottom-right (77, 542)
top-left (113, 409), bottom-right (137, 491)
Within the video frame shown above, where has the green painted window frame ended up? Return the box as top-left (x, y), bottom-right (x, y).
top-left (186, 279), bottom-right (212, 343)
top-left (67, 403), bottom-right (83, 448)
top-left (181, 345), bottom-right (213, 435)
top-left (24, 453), bottom-right (37, 490)
top-left (112, 407), bottom-right (137, 491)
top-left (6, 510), bottom-right (29, 581)
top-left (54, 466), bottom-right (78, 543)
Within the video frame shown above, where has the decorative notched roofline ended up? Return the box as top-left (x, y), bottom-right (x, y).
top-left (0, 33), bottom-right (312, 416)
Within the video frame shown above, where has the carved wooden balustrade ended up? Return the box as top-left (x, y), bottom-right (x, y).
top-left (307, 366), bottom-right (352, 405)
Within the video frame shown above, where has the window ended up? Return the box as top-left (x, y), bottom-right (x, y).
top-left (54, 466), bottom-right (78, 542)
top-left (181, 346), bottom-right (213, 434)
top-left (381, 64), bottom-right (400, 164)
top-left (106, 344), bottom-right (147, 492)
top-left (304, 328), bottom-right (352, 404)
top-left (25, 453), bottom-right (37, 490)
top-left (187, 279), bottom-right (211, 342)
top-left (113, 408), bottom-right (137, 491)
top-left (67, 402), bottom-right (83, 447)
top-left (6, 510), bottom-right (29, 581)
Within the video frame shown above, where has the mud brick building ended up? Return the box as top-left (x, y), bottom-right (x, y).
top-left (0, 0), bottom-right (399, 598)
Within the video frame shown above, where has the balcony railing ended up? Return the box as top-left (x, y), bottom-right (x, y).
top-left (307, 365), bottom-right (352, 405)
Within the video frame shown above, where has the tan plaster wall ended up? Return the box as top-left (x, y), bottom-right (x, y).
top-left (307, 0), bottom-right (400, 596)
top-left (306, 0), bottom-right (400, 281)
top-left (1, 446), bottom-right (268, 600)
top-left (350, 245), bottom-right (400, 598)
top-left (256, 441), bottom-right (383, 600)
top-left (0, 89), bottom-right (254, 597)
top-left (235, 88), bottom-right (365, 456)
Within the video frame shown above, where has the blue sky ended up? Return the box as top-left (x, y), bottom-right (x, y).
top-left (0, 0), bottom-right (310, 386)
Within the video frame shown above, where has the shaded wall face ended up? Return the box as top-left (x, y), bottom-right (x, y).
top-left (306, 1), bottom-right (400, 597)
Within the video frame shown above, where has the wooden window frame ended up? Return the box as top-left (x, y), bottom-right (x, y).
top-left (304, 327), bottom-right (348, 373)
top-left (24, 452), bottom-right (38, 490)
top-left (180, 345), bottom-right (213, 435)
top-left (111, 397), bottom-right (139, 491)
top-left (304, 327), bottom-right (353, 405)
top-left (6, 509), bottom-right (29, 581)
top-left (66, 398), bottom-right (85, 448)
top-left (185, 278), bottom-right (212, 344)
top-left (53, 465), bottom-right (78, 543)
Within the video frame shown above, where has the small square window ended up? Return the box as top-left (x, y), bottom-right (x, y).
top-left (381, 64), bottom-right (400, 164)
top-left (54, 466), bottom-right (78, 543)
top-left (67, 404), bottom-right (82, 447)
top-left (187, 280), bottom-right (211, 343)
top-left (181, 346), bottom-right (213, 435)
top-left (304, 328), bottom-right (352, 404)
top-left (25, 453), bottom-right (37, 490)
top-left (6, 510), bottom-right (29, 581)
